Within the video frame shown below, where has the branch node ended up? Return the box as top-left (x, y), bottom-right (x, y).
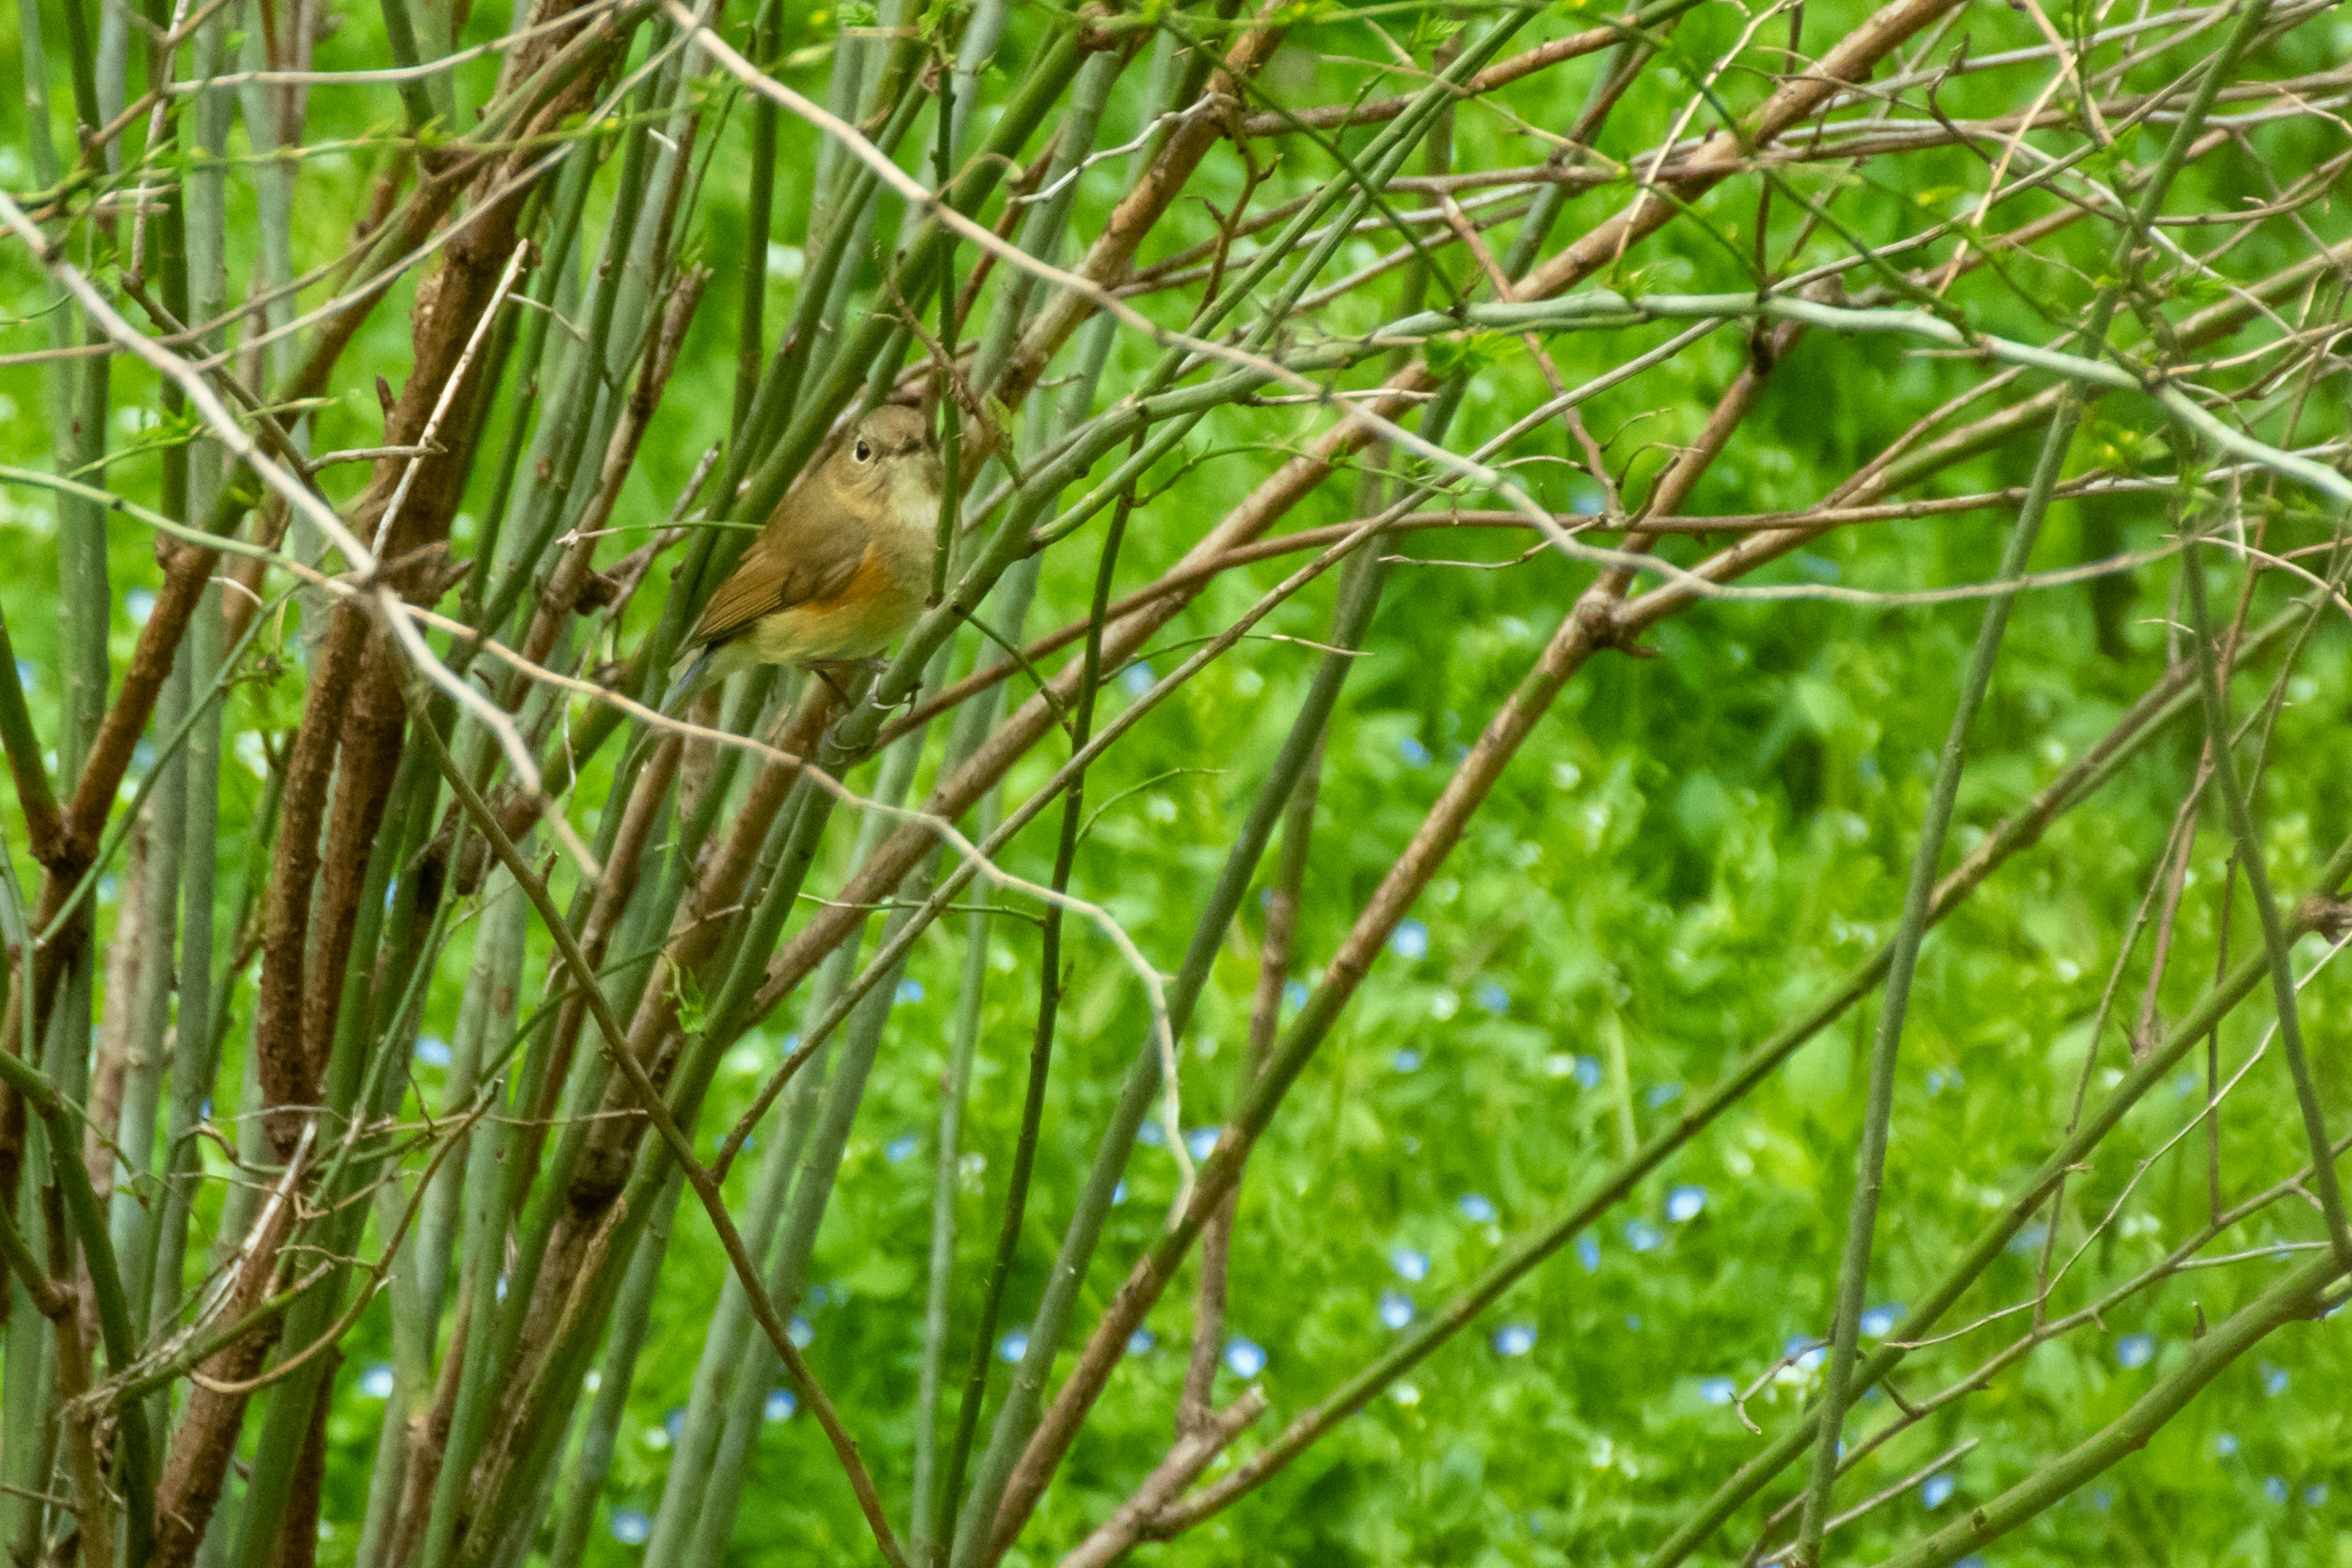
top-left (1573, 593), bottom-right (1654, 658)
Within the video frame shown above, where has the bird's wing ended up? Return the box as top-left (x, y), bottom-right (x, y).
top-left (685, 486), bottom-right (869, 651)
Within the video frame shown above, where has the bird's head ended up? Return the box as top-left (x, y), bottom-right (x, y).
top-left (831, 404), bottom-right (942, 512)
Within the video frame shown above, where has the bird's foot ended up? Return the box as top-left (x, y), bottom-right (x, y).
top-left (807, 660), bottom-right (858, 709)
top-left (806, 657), bottom-right (894, 709)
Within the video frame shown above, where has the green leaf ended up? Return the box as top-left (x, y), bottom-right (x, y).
top-left (1427, 331), bottom-right (1509, 383)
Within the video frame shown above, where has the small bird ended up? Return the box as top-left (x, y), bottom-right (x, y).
top-left (668, 404), bottom-right (942, 709)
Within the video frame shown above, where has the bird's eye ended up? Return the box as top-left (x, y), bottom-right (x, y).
top-left (854, 440), bottom-right (873, 462)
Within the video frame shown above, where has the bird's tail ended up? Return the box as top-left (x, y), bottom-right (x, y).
top-left (614, 644), bottom-right (722, 782)
top-left (660, 646), bottom-right (717, 718)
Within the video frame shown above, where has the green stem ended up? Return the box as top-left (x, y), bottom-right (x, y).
top-left (107, 651), bottom-right (188, 1341)
top-left (1871, 1249), bottom-right (2346, 1568)
top-left (2179, 536), bottom-right (2351, 1258)
top-left (910, 558), bottom-right (1038, 1559)
top-left (940, 477), bottom-right (1131, 1566)
top-left (1790, 4), bottom-right (2278, 1547)
top-left (730, 0), bottom-right (787, 434)
top-left (1792, 417), bottom-right (2065, 1565)
top-left (545, 1169), bottom-right (687, 1568)
top-left (949, 523), bottom-right (1401, 1568)
top-left (930, 51), bottom-right (960, 603)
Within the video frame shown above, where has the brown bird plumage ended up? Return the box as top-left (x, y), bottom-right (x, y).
top-left (669, 404), bottom-right (942, 704)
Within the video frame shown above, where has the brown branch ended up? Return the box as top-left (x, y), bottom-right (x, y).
top-left (407, 698), bottom-right (913, 1568)
top-left (1057, 1390), bottom-right (1267, 1568)
top-left (507, 684), bottom-right (835, 1397)
top-left (1179, 735), bottom-right (1316, 1437)
top-left (519, 265), bottom-right (709, 674)
top-left (987, 572), bottom-right (1618, 1566)
top-left (84, 818), bottom-right (148, 1205)
top-left (1236, 5), bottom-right (1684, 138)
top-left (261, 1349), bottom-right (339, 1568)
top-left (251, 609), bottom-right (364, 1159)
top-left (519, 729), bottom-right (681, 1184)
top-left (767, 0), bottom-right (1966, 1058)
top-left (989, 0), bottom-right (1292, 415)
top-left (151, 1133), bottom-right (311, 1568)
top-left (960, 1), bottom-right (1993, 1551)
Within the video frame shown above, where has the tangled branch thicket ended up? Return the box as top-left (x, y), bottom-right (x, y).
top-left (1, 0), bottom-right (2350, 1556)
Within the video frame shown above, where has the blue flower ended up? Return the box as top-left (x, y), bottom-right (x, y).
top-left (1112, 1181), bottom-right (1128, 1205)
top-left (664, 1408), bottom-right (687, 1443)
top-left (1920, 1473), bottom-right (1955, 1510)
top-left (1645, 1082), bottom-right (1683, 1109)
top-left (2261, 1362), bottom-right (2290, 1396)
top-left (1391, 1047), bottom-right (1423, 1073)
top-left (1378, 1291), bottom-right (1414, 1330)
top-left (1186, 1126), bottom-right (1221, 1161)
top-left (1389, 920), bottom-right (1429, 961)
top-left (414, 1036), bottom-right (453, 1068)
top-left (1698, 1376), bottom-right (1736, 1406)
top-left (1624, 1219), bottom-right (1662, 1253)
top-left (1665, 1185), bottom-right (1706, 1223)
top-left (2007, 1223), bottom-right (2049, 1254)
top-left (609, 1509), bottom-right (652, 1546)
top-left (1224, 1338), bottom-right (1267, 1378)
top-left (1575, 1235), bottom-right (1600, 1273)
top-left (1283, 979), bottom-right (1308, 1009)
top-left (2115, 1333), bottom-right (2155, 1369)
top-left (1126, 1328), bottom-right (1155, 1355)
top-left (998, 1331), bottom-right (1030, 1363)
top-left (1474, 981), bottom-right (1509, 1015)
top-left (1954, 1559), bottom-right (1985, 1568)
top-left (1398, 735), bottom-right (1431, 767)
top-left (789, 1316), bottom-right (814, 1348)
top-left (2089, 1488), bottom-right (2112, 1511)
top-left (358, 1363), bottom-right (395, 1400)
top-left (2215, 1433), bottom-right (2239, 1457)
top-left (1458, 1193), bottom-right (1497, 1224)
top-left (765, 1389), bottom-right (797, 1422)
top-left (1137, 1119), bottom-right (1167, 1147)
top-left (1120, 663), bottom-right (1156, 697)
top-left (1390, 1246), bottom-right (1430, 1282)
top-left (1860, 1303), bottom-right (1904, 1337)
top-left (2306, 1483), bottom-right (2329, 1506)
top-left (896, 978), bottom-right (925, 1004)
top-left (886, 1134), bottom-right (919, 1163)
top-left (1574, 1055), bottom-right (1603, 1088)
top-left (2265, 1476), bottom-right (2289, 1505)
top-left (1491, 1324), bottom-right (1536, 1357)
